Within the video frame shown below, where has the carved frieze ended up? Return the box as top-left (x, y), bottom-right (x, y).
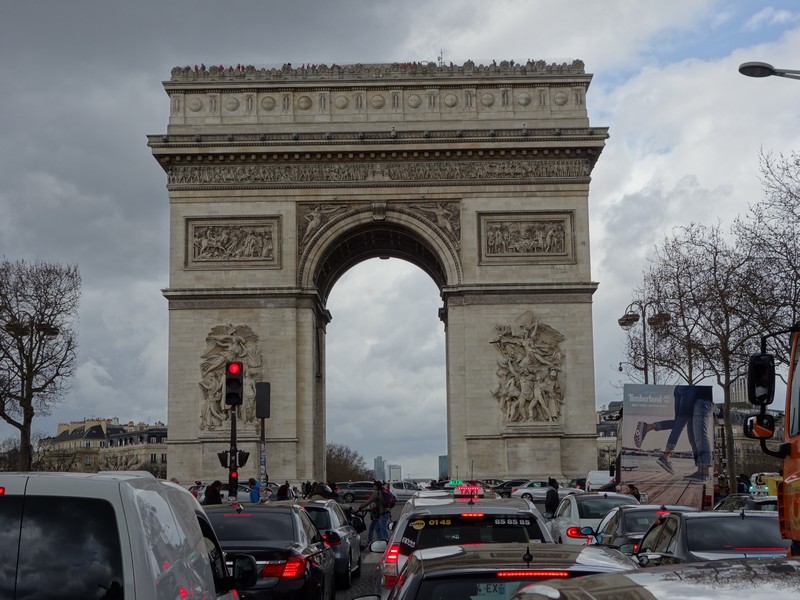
top-left (199, 324), bottom-right (263, 431)
top-left (479, 211), bottom-right (574, 265)
top-left (168, 159), bottom-right (591, 189)
top-left (490, 310), bottom-right (565, 424)
top-left (186, 217), bottom-right (281, 269)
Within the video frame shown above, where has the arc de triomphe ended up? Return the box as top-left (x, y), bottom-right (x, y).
top-left (149, 60), bottom-right (607, 484)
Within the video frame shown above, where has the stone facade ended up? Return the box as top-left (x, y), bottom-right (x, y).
top-left (149, 60), bottom-right (608, 484)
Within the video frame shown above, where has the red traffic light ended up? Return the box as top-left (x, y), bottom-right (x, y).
top-left (227, 362), bottom-right (242, 375)
top-left (231, 471), bottom-right (238, 479)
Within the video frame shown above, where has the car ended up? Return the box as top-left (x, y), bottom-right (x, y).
top-left (338, 480), bottom-right (376, 503)
top-left (189, 480), bottom-right (253, 504)
top-left (585, 470), bottom-right (614, 491)
top-left (480, 477), bottom-right (507, 488)
top-left (205, 501), bottom-right (336, 600)
top-left (634, 509), bottom-right (791, 566)
top-left (0, 471), bottom-right (257, 600)
top-left (511, 556), bottom-right (800, 600)
top-left (713, 493), bottom-right (778, 511)
top-left (294, 498), bottom-right (364, 589)
top-left (510, 483), bottom-right (584, 514)
top-left (588, 503), bottom-right (699, 554)
top-left (387, 479), bottom-right (424, 501)
top-left (361, 542), bottom-right (638, 600)
top-left (492, 479), bottom-right (533, 497)
top-left (371, 494), bottom-right (554, 599)
top-left (549, 492), bottom-right (639, 544)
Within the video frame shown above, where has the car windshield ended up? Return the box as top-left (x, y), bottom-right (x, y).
top-left (403, 514), bottom-right (539, 553)
top-left (208, 509), bottom-right (295, 541)
top-left (687, 517), bottom-right (792, 552)
top-left (304, 506), bottom-right (332, 530)
top-left (577, 497), bottom-right (634, 520)
top-left (623, 509), bottom-right (664, 533)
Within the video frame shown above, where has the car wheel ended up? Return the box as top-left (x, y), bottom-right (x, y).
top-left (343, 492), bottom-right (355, 503)
top-left (522, 493), bottom-right (533, 501)
top-left (336, 556), bottom-right (352, 590)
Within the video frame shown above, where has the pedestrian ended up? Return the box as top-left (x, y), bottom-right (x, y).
top-left (544, 478), bottom-right (559, 515)
top-left (277, 480), bottom-right (291, 500)
top-left (310, 483), bottom-right (329, 500)
top-left (624, 483), bottom-right (641, 501)
top-left (248, 477), bottom-right (261, 503)
top-left (203, 480), bottom-right (223, 505)
top-left (737, 474), bottom-right (751, 493)
top-left (358, 480), bottom-right (387, 543)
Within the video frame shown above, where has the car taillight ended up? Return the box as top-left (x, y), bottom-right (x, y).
top-left (260, 556), bottom-right (307, 579)
top-left (632, 543), bottom-right (639, 553)
top-left (381, 544), bottom-right (401, 588)
top-left (461, 512), bottom-right (485, 518)
top-left (498, 570), bottom-right (569, 578)
top-left (565, 526), bottom-right (589, 539)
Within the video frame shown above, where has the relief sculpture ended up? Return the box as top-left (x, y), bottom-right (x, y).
top-left (298, 204), bottom-right (347, 252)
top-left (490, 311), bottom-right (564, 423)
top-left (409, 201), bottom-right (461, 249)
top-left (486, 220), bottom-right (565, 256)
top-left (199, 324), bottom-right (263, 430)
top-left (193, 223), bottom-right (275, 262)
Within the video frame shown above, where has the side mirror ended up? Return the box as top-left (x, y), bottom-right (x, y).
top-left (369, 539), bottom-right (388, 553)
top-left (747, 354), bottom-right (776, 406)
top-left (231, 553), bottom-right (258, 589)
top-left (618, 542), bottom-right (635, 555)
top-left (743, 413), bottom-right (775, 440)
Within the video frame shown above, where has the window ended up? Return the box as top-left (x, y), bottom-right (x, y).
top-left (85, 441), bottom-right (91, 448)
top-left (150, 453), bottom-right (157, 463)
top-left (5, 496), bottom-right (124, 598)
top-left (161, 453), bottom-right (168, 464)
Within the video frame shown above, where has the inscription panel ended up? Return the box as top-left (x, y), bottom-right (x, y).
top-left (185, 216), bottom-right (281, 270)
top-left (479, 211), bottom-right (574, 265)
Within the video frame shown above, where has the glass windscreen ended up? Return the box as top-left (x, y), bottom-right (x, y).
top-left (416, 574), bottom-right (571, 600)
top-left (404, 514), bottom-right (541, 553)
top-left (623, 509), bottom-right (661, 533)
top-left (577, 497), bottom-right (634, 520)
top-left (208, 509), bottom-right (294, 542)
top-left (687, 517), bottom-right (792, 552)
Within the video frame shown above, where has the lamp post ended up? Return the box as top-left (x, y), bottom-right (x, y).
top-left (618, 301), bottom-right (670, 384)
top-left (739, 62), bottom-right (800, 81)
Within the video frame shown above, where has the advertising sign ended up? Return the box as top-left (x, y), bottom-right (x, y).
top-left (621, 384), bottom-right (714, 507)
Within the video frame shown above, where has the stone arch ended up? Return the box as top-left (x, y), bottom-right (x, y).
top-left (299, 206), bottom-right (462, 302)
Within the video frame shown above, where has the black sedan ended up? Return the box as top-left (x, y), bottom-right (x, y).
top-left (294, 499), bottom-right (365, 589)
top-left (589, 504), bottom-right (698, 554)
top-left (491, 479), bottom-right (531, 498)
top-left (205, 502), bottom-right (335, 600)
top-left (635, 509), bottom-right (790, 566)
top-left (354, 542), bottom-right (637, 600)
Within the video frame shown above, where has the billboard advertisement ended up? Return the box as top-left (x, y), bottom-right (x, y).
top-left (621, 384), bottom-right (714, 507)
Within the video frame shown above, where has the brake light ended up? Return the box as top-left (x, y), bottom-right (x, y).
top-left (0, 486), bottom-right (5, 495)
top-left (565, 527), bottom-right (589, 539)
top-left (323, 534), bottom-right (342, 547)
top-left (632, 543), bottom-right (639, 553)
top-left (381, 544), bottom-right (401, 588)
top-left (260, 556), bottom-right (307, 579)
top-left (733, 547), bottom-right (788, 552)
top-left (498, 570), bottom-right (569, 578)
top-left (461, 513), bottom-right (485, 518)
top-left (655, 510), bottom-right (669, 516)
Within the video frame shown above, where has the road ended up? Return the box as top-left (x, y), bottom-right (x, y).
top-left (336, 501), bottom-right (404, 600)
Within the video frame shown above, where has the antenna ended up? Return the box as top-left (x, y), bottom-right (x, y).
top-left (438, 50), bottom-right (445, 67)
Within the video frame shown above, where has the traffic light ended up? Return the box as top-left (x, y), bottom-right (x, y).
top-left (225, 362), bottom-right (244, 406)
top-left (228, 469), bottom-right (238, 494)
top-left (237, 450), bottom-right (250, 467)
top-left (217, 451), bottom-right (228, 468)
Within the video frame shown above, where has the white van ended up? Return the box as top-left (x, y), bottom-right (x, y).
top-left (0, 471), bottom-right (257, 599)
top-left (585, 470), bottom-right (614, 491)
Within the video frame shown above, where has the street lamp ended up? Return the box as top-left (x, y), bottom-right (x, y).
top-left (739, 62), bottom-right (800, 81)
top-left (618, 301), bottom-right (670, 384)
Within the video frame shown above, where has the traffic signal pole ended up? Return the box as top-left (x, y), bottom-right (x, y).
top-left (224, 361), bottom-right (244, 501)
top-left (228, 405), bottom-right (239, 501)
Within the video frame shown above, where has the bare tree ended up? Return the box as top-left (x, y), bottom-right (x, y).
top-left (638, 223), bottom-right (780, 482)
top-left (326, 442), bottom-right (371, 482)
top-left (0, 259), bottom-right (81, 470)
top-left (100, 451), bottom-right (141, 472)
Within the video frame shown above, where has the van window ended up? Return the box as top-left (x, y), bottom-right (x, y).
top-left (0, 496), bottom-right (124, 599)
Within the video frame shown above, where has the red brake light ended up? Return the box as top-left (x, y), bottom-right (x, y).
top-left (498, 570), bottom-right (569, 578)
top-left (385, 544), bottom-right (400, 564)
top-left (0, 487), bottom-right (5, 495)
top-left (178, 587), bottom-right (188, 599)
top-left (461, 512), bottom-right (485, 518)
top-left (565, 526), bottom-right (589, 539)
top-left (381, 544), bottom-right (401, 588)
top-left (655, 510), bottom-right (669, 516)
top-left (261, 556), bottom-right (307, 579)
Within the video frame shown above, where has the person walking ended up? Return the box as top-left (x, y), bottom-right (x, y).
top-left (203, 480), bottom-right (223, 505)
top-left (358, 480), bottom-right (387, 543)
top-left (624, 483), bottom-right (641, 501)
top-left (544, 478), bottom-right (560, 515)
top-left (248, 478), bottom-right (261, 503)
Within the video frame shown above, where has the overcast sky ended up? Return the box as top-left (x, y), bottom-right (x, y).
top-left (2, 1), bottom-right (800, 480)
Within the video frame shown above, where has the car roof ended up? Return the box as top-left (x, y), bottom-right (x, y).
top-left (617, 504), bottom-right (698, 512)
top-left (293, 499), bottom-right (337, 508)
top-left (404, 495), bottom-right (543, 516)
top-left (203, 502), bottom-right (296, 513)
top-left (573, 492), bottom-right (636, 502)
top-left (410, 542), bottom-right (637, 575)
